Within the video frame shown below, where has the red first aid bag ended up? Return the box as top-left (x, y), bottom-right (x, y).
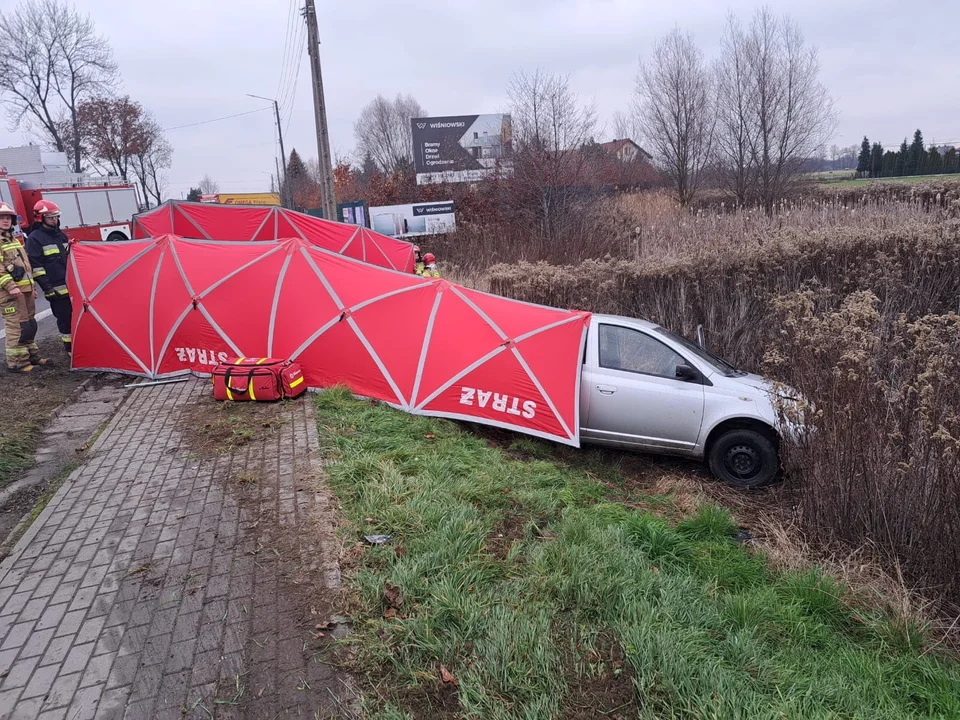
top-left (212, 357), bottom-right (307, 401)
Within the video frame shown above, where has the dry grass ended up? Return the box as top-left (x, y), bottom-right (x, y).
top-left (433, 184), bottom-right (960, 277)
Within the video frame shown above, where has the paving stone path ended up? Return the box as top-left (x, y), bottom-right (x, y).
top-left (0, 379), bottom-right (352, 719)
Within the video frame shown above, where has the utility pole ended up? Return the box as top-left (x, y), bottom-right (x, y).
top-left (303, 0), bottom-right (336, 221)
top-left (247, 93), bottom-right (288, 206)
top-left (275, 157), bottom-right (283, 204)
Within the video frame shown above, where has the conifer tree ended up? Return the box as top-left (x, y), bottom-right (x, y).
top-left (856, 136), bottom-right (871, 176)
top-left (896, 139), bottom-right (909, 176)
top-left (905, 129), bottom-right (924, 176)
top-left (870, 142), bottom-right (883, 178)
top-left (926, 145), bottom-right (943, 175)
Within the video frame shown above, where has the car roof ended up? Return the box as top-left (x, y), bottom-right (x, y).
top-left (592, 313), bottom-right (660, 331)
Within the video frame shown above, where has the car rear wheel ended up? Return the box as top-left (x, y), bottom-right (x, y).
top-left (708, 429), bottom-right (779, 488)
top-left (106, 231), bottom-right (128, 242)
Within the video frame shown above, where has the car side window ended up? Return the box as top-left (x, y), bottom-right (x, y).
top-left (598, 324), bottom-right (686, 379)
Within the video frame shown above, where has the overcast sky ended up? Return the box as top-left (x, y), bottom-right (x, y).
top-left (1, 0), bottom-right (957, 200)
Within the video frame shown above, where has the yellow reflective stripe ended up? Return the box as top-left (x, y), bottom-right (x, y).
top-left (226, 385), bottom-right (234, 401)
top-left (2, 243), bottom-right (21, 251)
top-left (60, 334), bottom-right (71, 342)
top-left (16, 279), bottom-right (32, 287)
top-left (3, 306), bottom-right (15, 315)
top-left (289, 376), bottom-right (304, 388)
top-left (0, 274), bottom-right (12, 285)
top-left (236, 357), bottom-right (245, 364)
top-left (256, 358), bottom-right (268, 365)
top-left (248, 378), bottom-right (256, 400)
top-left (43, 246), bottom-right (61, 255)
top-left (31, 268), bottom-right (46, 277)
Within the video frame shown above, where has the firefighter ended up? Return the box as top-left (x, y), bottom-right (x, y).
top-left (413, 245), bottom-right (424, 276)
top-left (25, 200), bottom-right (72, 355)
top-left (421, 252), bottom-right (440, 278)
top-left (0, 202), bottom-right (45, 372)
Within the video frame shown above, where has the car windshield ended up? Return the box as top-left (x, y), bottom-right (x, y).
top-left (653, 327), bottom-right (745, 377)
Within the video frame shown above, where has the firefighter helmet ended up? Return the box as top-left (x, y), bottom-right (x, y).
top-left (423, 253), bottom-right (436, 265)
top-left (0, 201), bottom-right (16, 221)
top-left (34, 199), bottom-right (61, 219)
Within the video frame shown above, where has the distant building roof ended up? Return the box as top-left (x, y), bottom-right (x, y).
top-left (598, 139), bottom-right (653, 161)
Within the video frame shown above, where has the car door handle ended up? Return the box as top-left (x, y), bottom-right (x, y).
top-left (596, 384), bottom-right (617, 395)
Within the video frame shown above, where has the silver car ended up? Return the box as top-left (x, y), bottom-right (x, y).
top-left (580, 314), bottom-right (795, 488)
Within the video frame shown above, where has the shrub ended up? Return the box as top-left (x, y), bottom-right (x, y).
top-left (479, 193), bottom-right (960, 605)
top-left (766, 292), bottom-right (960, 602)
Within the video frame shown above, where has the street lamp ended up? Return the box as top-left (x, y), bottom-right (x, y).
top-left (247, 93), bottom-right (288, 206)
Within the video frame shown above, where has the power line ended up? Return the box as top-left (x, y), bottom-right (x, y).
top-left (275, 0), bottom-right (298, 97)
top-left (279, 19), bottom-right (306, 115)
top-left (163, 107), bottom-right (271, 132)
top-left (281, 29), bottom-right (307, 135)
top-left (275, 0), bottom-right (301, 117)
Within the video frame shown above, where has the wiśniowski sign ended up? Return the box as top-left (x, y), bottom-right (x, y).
top-left (411, 114), bottom-right (513, 185)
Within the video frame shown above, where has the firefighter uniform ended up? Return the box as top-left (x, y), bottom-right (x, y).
top-left (26, 220), bottom-right (72, 354)
top-left (415, 262), bottom-right (425, 276)
top-left (421, 266), bottom-right (440, 278)
top-left (1, 228), bottom-right (41, 372)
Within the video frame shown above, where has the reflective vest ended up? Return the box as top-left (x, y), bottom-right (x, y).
top-left (422, 265), bottom-right (440, 278)
top-left (25, 224), bottom-right (69, 300)
top-left (0, 228), bottom-right (32, 303)
top-left (414, 262), bottom-right (425, 276)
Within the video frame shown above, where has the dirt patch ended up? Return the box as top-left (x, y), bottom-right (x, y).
top-left (485, 511), bottom-right (528, 560)
top-left (389, 681), bottom-right (460, 720)
top-left (561, 631), bottom-right (639, 720)
top-left (485, 509), bottom-right (557, 562)
top-left (178, 393), bottom-right (289, 457)
top-left (0, 483), bottom-right (45, 539)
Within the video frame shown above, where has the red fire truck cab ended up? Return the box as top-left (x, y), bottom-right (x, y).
top-left (0, 146), bottom-right (140, 242)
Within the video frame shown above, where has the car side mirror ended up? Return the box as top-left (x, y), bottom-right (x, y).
top-left (675, 364), bottom-right (701, 383)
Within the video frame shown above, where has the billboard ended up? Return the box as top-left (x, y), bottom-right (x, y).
top-left (338, 200), bottom-right (369, 227)
top-left (370, 201), bottom-right (456, 238)
top-left (411, 114), bottom-right (512, 185)
top-left (200, 193), bottom-right (281, 206)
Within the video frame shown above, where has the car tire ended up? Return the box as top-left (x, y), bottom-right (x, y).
top-left (707, 429), bottom-right (779, 489)
top-left (105, 231), bottom-right (127, 242)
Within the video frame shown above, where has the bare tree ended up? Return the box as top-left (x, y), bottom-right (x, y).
top-left (198, 175), bottom-right (219, 195)
top-left (610, 110), bottom-right (643, 142)
top-left (353, 93), bottom-right (426, 175)
top-left (131, 118), bottom-right (172, 208)
top-left (0, 2), bottom-right (64, 151)
top-left (714, 15), bottom-right (757, 204)
top-left (634, 29), bottom-right (715, 205)
top-left (0, 0), bottom-right (118, 173)
top-left (507, 68), bottom-right (597, 241)
top-left (717, 8), bottom-right (836, 211)
top-left (73, 96), bottom-right (149, 182)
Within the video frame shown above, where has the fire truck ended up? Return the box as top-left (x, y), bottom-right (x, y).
top-left (0, 145), bottom-right (140, 241)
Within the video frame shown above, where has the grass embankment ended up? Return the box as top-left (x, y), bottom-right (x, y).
top-left (314, 389), bottom-right (960, 720)
top-left (0, 337), bottom-right (83, 488)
